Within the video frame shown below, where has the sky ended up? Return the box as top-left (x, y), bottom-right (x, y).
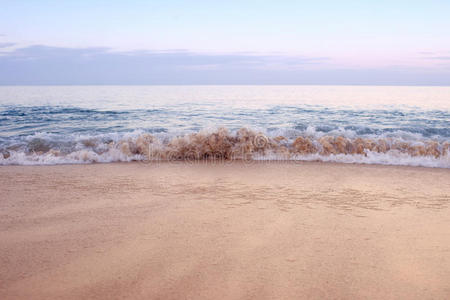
top-left (0, 0), bottom-right (449, 85)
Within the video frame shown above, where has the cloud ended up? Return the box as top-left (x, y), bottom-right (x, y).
top-left (420, 52), bottom-right (450, 61)
top-left (3, 45), bottom-right (327, 68)
top-left (428, 56), bottom-right (450, 60)
top-left (0, 45), bottom-right (449, 85)
top-left (419, 51), bottom-right (434, 55)
top-left (0, 42), bottom-right (15, 48)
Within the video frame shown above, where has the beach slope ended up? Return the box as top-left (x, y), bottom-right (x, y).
top-left (1, 162), bottom-right (449, 299)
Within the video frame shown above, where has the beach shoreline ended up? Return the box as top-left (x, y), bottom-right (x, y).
top-left (1, 161), bottom-right (450, 299)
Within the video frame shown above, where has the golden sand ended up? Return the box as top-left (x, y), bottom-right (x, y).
top-left (1, 162), bottom-right (450, 299)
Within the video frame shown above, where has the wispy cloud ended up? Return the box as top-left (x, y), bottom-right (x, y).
top-left (427, 56), bottom-right (450, 60)
top-left (419, 51), bottom-right (450, 61)
top-left (418, 51), bottom-right (434, 55)
top-left (3, 45), bottom-right (328, 68)
top-left (0, 42), bottom-right (15, 48)
top-left (0, 45), bottom-right (449, 85)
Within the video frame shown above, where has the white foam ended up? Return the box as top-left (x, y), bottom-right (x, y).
top-left (1, 127), bottom-right (449, 168)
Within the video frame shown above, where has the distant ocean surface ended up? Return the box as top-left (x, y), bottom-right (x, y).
top-left (0, 85), bottom-right (449, 167)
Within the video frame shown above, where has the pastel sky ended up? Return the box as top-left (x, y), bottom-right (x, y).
top-left (1, 0), bottom-right (449, 85)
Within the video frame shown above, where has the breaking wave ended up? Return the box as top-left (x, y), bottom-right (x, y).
top-left (1, 127), bottom-right (449, 168)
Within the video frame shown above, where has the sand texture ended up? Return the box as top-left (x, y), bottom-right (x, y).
top-left (1, 162), bottom-right (450, 299)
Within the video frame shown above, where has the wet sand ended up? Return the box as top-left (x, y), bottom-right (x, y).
top-left (1, 161), bottom-right (450, 299)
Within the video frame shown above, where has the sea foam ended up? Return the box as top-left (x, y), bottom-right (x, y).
top-left (1, 127), bottom-right (449, 168)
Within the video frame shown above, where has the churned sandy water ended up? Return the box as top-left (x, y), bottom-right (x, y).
top-left (1, 85), bottom-right (450, 167)
top-left (1, 162), bottom-right (450, 299)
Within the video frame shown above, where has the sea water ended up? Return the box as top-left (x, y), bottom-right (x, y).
top-left (0, 85), bottom-right (449, 167)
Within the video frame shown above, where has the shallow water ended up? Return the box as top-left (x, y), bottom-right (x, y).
top-left (0, 85), bottom-right (449, 167)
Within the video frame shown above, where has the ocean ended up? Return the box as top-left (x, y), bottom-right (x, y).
top-left (0, 85), bottom-right (449, 167)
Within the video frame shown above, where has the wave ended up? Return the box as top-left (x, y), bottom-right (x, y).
top-left (1, 127), bottom-right (449, 168)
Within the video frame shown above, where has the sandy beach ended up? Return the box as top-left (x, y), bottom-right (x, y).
top-left (1, 161), bottom-right (449, 299)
